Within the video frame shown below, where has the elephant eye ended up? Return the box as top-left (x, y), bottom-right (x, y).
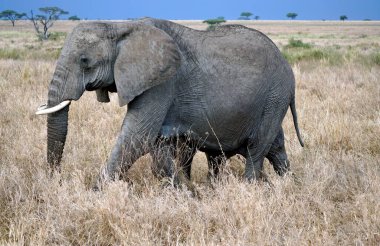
top-left (79, 55), bottom-right (89, 67)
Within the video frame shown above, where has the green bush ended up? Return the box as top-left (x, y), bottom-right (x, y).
top-left (203, 17), bottom-right (226, 31)
top-left (309, 50), bottom-right (327, 60)
top-left (0, 48), bottom-right (61, 60)
top-left (37, 31), bottom-right (67, 41)
top-left (282, 45), bottom-right (380, 66)
top-left (285, 38), bottom-right (313, 49)
top-left (0, 48), bottom-right (24, 59)
top-left (48, 32), bottom-right (67, 41)
top-left (282, 47), bottom-right (341, 64)
top-left (371, 52), bottom-right (380, 65)
top-left (281, 38), bottom-right (343, 64)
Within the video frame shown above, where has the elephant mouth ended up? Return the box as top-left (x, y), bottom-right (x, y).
top-left (35, 100), bottom-right (71, 115)
top-left (85, 79), bottom-right (103, 91)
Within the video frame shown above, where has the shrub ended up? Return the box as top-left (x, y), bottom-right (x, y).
top-left (281, 39), bottom-right (344, 64)
top-left (68, 15), bottom-right (80, 21)
top-left (310, 50), bottom-right (327, 60)
top-left (281, 48), bottom-right (340, 64)
top-left (0, 47), bottom-right (61, 60)
top-left (203, 17), bottom-right (226, 31)
top-left (371, 52), bottom-right (380, 65)
top-left (0, 48), bottom-right (24, 59)
top-left (48, 31), bottom-right (67, 41)
top-left (285, 38), bottom-right (312, 49)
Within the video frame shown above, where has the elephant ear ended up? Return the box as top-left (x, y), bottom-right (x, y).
top-left (114, 24), bottom-right (181, 106)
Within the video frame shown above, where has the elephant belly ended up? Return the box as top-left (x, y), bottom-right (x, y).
top-left (162, 63), bottom-right (273, 152)
top-left (160, 96), bottom-right (263, 152)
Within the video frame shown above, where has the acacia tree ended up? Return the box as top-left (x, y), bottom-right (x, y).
top-left (340, 15), bottom-right (348, 21)
top-left (239, 12), bottom-right (253, 20)
top-left (68, 15), bottom-right (80, 21)
top-left (27, 7), bottom-right (68, 40)
top-left (203, 17), bottom-right (226, 30)
top-left (286, 13), bottom-right (298, 20)
top-left (0, 10), bottom-right (26, 27)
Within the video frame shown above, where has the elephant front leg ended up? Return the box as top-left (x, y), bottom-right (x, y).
top-left (98, 126), bottom-right (152, 184)
top-left (151, 138), bottom-right (197, 185)
top-left (151, 139), bottom-right (176, 181)
top-left (94, 83), bottom-right (173, 189)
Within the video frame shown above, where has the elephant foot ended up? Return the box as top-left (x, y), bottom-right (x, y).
top-left (92, 176), bottom-right (104, 192)
top-left (260, 172), bottom-right (275, 189)
top-left (91, 169), bottom-right (113, 192)
top-left (178, 169), bottom-right (201, 198)
top-left (159, 176), bottom-right (176, 188)
top-left (271, 158), bottom-right (290, 176)
top-left (159, 170), bottom-right (201, 199)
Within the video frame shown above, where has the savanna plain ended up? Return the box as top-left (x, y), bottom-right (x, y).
top-left (0, 20), bottom-right (379, 245)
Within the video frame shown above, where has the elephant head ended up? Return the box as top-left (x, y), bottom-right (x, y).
top-left (36, 21), bottom-right (180, 170)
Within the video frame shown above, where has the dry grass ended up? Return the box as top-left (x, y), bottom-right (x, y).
top-left (0, 20), bottom-right (379, 245)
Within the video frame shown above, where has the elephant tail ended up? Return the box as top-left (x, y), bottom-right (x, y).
top-left (290, 97), bottom-right (304, 147)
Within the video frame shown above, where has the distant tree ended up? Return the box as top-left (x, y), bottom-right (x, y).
top-left (0, 10), bottom-right (26, 27)
top-left (254, 16), bottom-right (260, 20)
top-left (286, 13), bottom-right (298, 20)
top-left (340, 15), bottom-right (348, 21)
top-left (27, 7), bottom-right (69, 40)
top-left (68, 15), bottom-right (80, 21)
top-left (203, 17), bottom-right (226, 30)
top-left (239, 11), bottom-right (253, 20)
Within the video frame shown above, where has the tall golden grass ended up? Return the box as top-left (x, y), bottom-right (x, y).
top-left (0, 20), bottom-right (379, 245)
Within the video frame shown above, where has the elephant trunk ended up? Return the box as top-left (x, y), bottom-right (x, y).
top-left (37, 62), bottom-right (84, 171)
top-left (44, 74), bottom-right (71, 171)
top-left (47, 106), bottom-right (69, 171)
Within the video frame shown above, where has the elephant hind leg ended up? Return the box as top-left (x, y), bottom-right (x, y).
top-left (245, 101), bottom-right (288, 181)
top-left (266, 127), bottom-right (290, 176)
top-left (245, 144), bottom-right (269, 181)
top-left (177, 142), bottom-right (197, 179)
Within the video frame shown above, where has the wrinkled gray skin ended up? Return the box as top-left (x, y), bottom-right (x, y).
top-left (43, 18), bottom-right (303, 186)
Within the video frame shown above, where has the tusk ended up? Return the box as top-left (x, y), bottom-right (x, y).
top-left (35, 100), bottom-right (71, 115)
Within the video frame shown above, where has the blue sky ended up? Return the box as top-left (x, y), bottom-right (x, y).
top-left (2, 0), bottom-right (380, 20)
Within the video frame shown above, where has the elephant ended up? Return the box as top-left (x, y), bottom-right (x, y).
top-left (35, 18), bottom-right (304, 187)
